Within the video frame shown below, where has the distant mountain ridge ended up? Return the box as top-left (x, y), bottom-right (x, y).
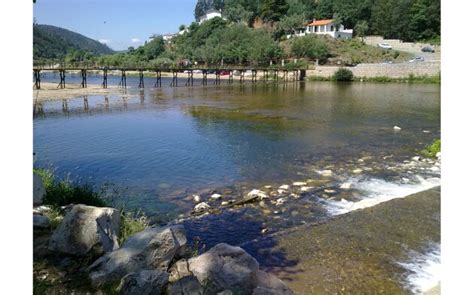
top-left (34, 24), bottom-right (115, 61)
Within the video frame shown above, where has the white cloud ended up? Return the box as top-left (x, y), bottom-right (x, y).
top-left (131, 38), bottom-right (141, 44)
top-left (98, 39), bottom-right (111, 45)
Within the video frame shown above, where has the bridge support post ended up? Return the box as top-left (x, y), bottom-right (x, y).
top-left (83, 96), bottom-right (89, 111)
top-left (119, 70), bottom-right (127, 88)
top-left (202, 70), bottom-right (207, 86)
top-left (186, 71), bottom-right (194, 86)
top-left (240, 70), bottom-right (244, 84)
top-left (283, 70), bottom-right (288, 82)
top-left (251, 70), bottom-right (257, 83)
top-left (215, 71), bottom-right (220, 85)
top-left (57, 69), bottom-right (66, 89)
top-left (138, 70), bottom-right (144, 88)
top-left (102, 69), bottom-right (108, 88)
top-left (33, 69), bottom-right (41, 89)
top-left (170, 71), bottom-right (178, 87)
top-left (228, 71), bottom-right (233, 84)
top-left (81, 69), bottom-right (87, 88)
top-left (299, 70), bottom-right (306, 81)
top-left (154, 70), bottom-right (161, 88)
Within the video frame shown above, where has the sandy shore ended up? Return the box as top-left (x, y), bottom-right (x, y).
top-left (33, 82), bottom-right (123, 102)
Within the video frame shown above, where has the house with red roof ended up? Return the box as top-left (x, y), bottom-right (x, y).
top-left (288, 19), bottom-right (353, 40)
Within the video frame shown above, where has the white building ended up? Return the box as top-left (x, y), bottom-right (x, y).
top-left (288, 19), bottom-right (353, 40)
top-left (199, 9), bottom-right (224, 24)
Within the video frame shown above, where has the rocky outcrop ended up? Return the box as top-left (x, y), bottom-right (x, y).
top-left (167, 275), bottom-right (203, 295)
top-left (33, 173), bottom-right (46, 206)
top-left (187, 243), bottom-right (292, 294)
top-left (88, 225), bottom-right (187, 287)
top-left (48, 204), bottom-right (120, 256)
top-left (118, 270), bottom-right (169, 295)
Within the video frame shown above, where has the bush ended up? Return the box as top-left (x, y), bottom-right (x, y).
top-left (118, 210), bottom-right (149, 245)
top-left (333, 68), bottom-right (354, 81)
top-left (421, 139), bottom-right (441, 158)
top-left (291, 35), bottom-right (329, 60)
top-left (33, 168), bottom-right (107, 208)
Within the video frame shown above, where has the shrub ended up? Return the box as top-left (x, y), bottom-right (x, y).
top-left (421, 139), bottom-right (441, 158)
top-left (291, 35), bottom-right (329, 60)
top-left (333, 68), bottom-right (354, 82)
top-left (118, 210), bottom-right (149, 246)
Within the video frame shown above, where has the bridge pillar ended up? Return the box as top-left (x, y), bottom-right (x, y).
top-left (215, 71), bottom-right (220, 85)
top-left (170, 71), bottom-right (178, 87)
top-left (240, 70), bottom-right (245, 84)
top-left (299, 70), bottom-right (306, 81)
top-left (102, 69), bottom-right (108, 88)
top-left (33, 69), bottom-right (41, 89)
top-left (154, 70), bottom-right (161, 88)
top-left (185, 71), bottom-right (194, 86)
top-left (202, 70), bottom-right (207, 86)
top-left (81, 69), bottom-right (87, 88)
top-left (138, 70), bottom-right (144, 88)
top-left (228, 71), bottom-right (233, 84)
top-left (120, 70), bottom-right (127, 88)
top-left (57, 69), bottom-right (66, 89)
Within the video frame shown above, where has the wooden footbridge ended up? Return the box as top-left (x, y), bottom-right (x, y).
top-left (32, 64), bottom-right (307, 90)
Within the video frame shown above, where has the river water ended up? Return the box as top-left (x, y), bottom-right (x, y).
top-left (34, 75), bottom-right (440, 293)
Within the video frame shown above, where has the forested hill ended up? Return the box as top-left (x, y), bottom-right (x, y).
top-left (194, 0), bottom-right (440, 42)
top-left (33, 24), bottom-right (115, 61)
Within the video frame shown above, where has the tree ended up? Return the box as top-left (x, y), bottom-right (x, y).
top-left (354, 20), bottom-right (369, 40)
top-left (291, 35), bottom-right (329, 60)
top-left (260, 0), bottom-right (289, 23)
top-left (277, 14), bottom-right (305, 37)
top-left (179, 24), bottom-right (186, 31)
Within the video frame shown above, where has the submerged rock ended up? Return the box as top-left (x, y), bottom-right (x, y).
top-left (317, 170), bottom-right (333, 177)
top-left (118, 270), bottom-right (169, 295)
top-left (192, 195), bottom-right (201, 203)
top-left (33, 173), bottom-right (46, 206)
top-left (48, 205), bottom-right (121, 256)
top-left (88, 225), bottom-right (187, 287)
top-left (340, 183), bottom-right (352, 189)
top-left (300, 186), bottom-right (314, 192)
top-left (276, 198), bottom-right (287, 206)
top-left (252, 270), bottom-right (293, 295)
top-left (194, 202), bottom-right (211, 213)
top-left (292, 182), bottom-right (307, 186)
top-left (278, 184), bottom-right (290, 190)
top-left (393, 125), bottom-right (402, 131)
top-left (211, 193), bottom-right (222, 200)
top-left (247, 189), bottom-right (269, 200)
top-left (352, 168), bottom-right (363, 174)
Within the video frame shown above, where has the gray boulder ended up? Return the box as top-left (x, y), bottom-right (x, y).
top-left (118, 270), bottom-right (169, 295)
top-left (33, 173), bottom-right (46, 206)
top-left (169, 259), bottom-right (193, 283)
top-left (33, 214), bottom-right (50, 230)
top-left (188, 243), bottom-right (260, 294)
top-left (167, 275), bottom-right (203, 295)
top-left (48, 204), bottom-right (120, 256)
top-left (252, 270), bottom-right (293, 295)
top-left (88, 225), bottom-right (187, 287)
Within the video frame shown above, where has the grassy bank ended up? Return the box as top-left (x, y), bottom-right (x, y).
top-left (307, 73), bottom-right (441, 84)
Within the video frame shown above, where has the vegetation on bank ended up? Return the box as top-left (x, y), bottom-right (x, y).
top-left (421, 139), bottom-right (441, 158)
top-left (307, 72), bottom-right (441, 84)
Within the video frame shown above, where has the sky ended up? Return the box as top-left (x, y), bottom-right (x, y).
top-left (33, 0), bottom-right (197, 51)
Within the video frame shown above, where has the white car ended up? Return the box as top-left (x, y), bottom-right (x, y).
top-left (378, 43), bottom-right (393, 50)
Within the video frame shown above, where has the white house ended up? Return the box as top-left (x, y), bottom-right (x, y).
top-left (199, 9), bottom-right (224, 24)
top-left (288, 19), bottom-right (353, 40)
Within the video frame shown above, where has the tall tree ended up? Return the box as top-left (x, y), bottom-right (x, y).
top-left (260, 0), bottom-right (289, 23)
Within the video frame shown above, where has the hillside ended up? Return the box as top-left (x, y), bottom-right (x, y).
top-left (33, 24), bottom-right (115, 61)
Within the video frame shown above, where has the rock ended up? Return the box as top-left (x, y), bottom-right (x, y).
top-left (393, 125), bottom-right (402, 131)
top-left (352, 168), bottom-right (363, 174)
top-left (33, 205), bottom-right (52, 214)
top-left (193, 195), bottom-right (201, 203)
top-left (188, 243), bottom-right (260, 293)
top-left (324, 189), bottom-right (336, 194)
top-left (169, 259), bottom-right (192, 283)
top-left (276, 198), bottom-right (287, 206)
top-left (221, 201), bottom-right (229, 206)
top-left (357, 158), bottom-right (365, 163)
top-left (33, 214), bottom-right (50, 229)
top-left (211, 193), bottom-right (222, 200)
top-left (278, 185), bottom-right (289, 190)
top-left (118, 270), bottom-right (169, 295)
top-left (340, 183), bottom-right (351, 189)
top-left (290, 193), bottom-right (300, 199)
top-left (292, 182), bottom-right (306, 186)
top-left (218, 290), bottom-right (234, 295)
top-left (33, 173), bottom-right (46, 206)
top-left (252, 270), bottom-right (293, 295)
top-left (261, 228), bottom-right (269, 234)
top-left (300, 186), bottom-right (314, 192)
top-left (167, 275), bottom-right (203, 295)
top-left (316, 170), bottom-right (333, 177)
top-left (436, 152), bottom-right (441, 159)
top-left (412, 156), bottom-right (421, 161)
top-left (277, 189), bottom-right (286, 195)
top-left (48, 205), bottom-right (120, 256)
top-left (259, 201), bottom-right (266, 207)
top-left (423, 130), bottom-right (430, 133)
top-left (194, 202), bottom-right (211, 213)
top-left (247, 189), bottom-right (269, 200)
top-left (88, 225), bottom-right (187, 287)
top-left (264, 185), bottom-right (272, 189)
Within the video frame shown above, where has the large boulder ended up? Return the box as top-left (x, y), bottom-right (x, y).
top-left (118, 270), bottom-right (169, 295)
top-left (252, 270), bottom-right (293, 295)
top-left (187, 243), bottom-right (260, 294)
top-left (33, 173), bottom-right (46, 206)
top-left (48, 204), bottom-right (121, 256)
top-left (88, 225), bottom-right (187, 287)
top-left (33, 214), bottom-right (50, 230)
top-left (167, 275), bottom-right (203, 295)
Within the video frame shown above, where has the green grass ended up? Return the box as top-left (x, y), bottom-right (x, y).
top-left (421, 139), bottom-right (441, 158)
top-left (33, 168), bottom-right (107, 208)
top-left (118, 209), bottom-right (149, 246)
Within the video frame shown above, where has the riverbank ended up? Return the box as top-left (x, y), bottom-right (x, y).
top-left (242, 186), bottom-right (440, 294)
top-left (307, 73), bottom-right (441, 83)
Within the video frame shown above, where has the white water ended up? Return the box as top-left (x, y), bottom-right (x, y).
top-left (398, 244), bottom-right (441, 294)
top-left (325, 175), bottom-right (441, 215)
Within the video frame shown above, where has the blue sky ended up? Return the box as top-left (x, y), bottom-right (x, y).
top-left (33, 0), bottom-right (197, 51)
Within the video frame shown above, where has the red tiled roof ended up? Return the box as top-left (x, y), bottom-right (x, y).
top-left (307, 19), bottom-right (334, 27)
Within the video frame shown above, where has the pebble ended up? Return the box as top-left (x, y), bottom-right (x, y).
top-left (194, 202), bottom-right (210, 212)
top-left (324, 189), bottom-right (336, 194)
top-left (279, 184), bottom-right (290, 190)
top-left (259, 201), bottom-right (266, 207)
top-left (276, 198), bottom-right (287, 206)
top-left (352, 168), bottom-right (363, 174)
top-left (300, 186), bottom-right (314, 192)
top-left (292, 181), bottom-right (307, 186)
top-left (247, 189), bottom-right (269, 200)
top-left (290, 193), bottom-right (300, 199)
top-left (340, 182), bottom-right (351, 189)
top-left (277, 189), bottom-right (286, 194)
top-left (317, 170), bottom-right (333, 177)
top-left (210, 193), bottom-right (222, 200)
top-left (261, 228), bottom-right (269, 234)
top-left (393, 126), bottom-right (402, 131)
top-left (412, 156), bottom-right (421, 161)
top-left (264, 185), bottom-right (272, 189)
top-left (221, 201), bottom-right (229, 206)
top-left (357, 159), bottom-right (365, 163)
top-left (193, 195), bottom-right (201, 203)
top-left (423, 130), bottom-right (430, 133)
